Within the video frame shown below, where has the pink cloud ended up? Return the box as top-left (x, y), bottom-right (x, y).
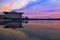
top-left (23, 12), bottom-right (60, 18)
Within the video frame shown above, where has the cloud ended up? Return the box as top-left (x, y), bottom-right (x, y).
top-left (49, 0), bottom-right (57, 2)
top-left (0, 0), bottom-right (38, 12)
top-left (43, 10), bottom-right (60, 12)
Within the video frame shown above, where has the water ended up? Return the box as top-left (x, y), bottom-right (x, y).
top-left (0, 20), bottom-right (60, 40)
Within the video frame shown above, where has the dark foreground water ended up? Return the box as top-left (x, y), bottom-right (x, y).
top-left (0, 20), bottom-right (60, 40)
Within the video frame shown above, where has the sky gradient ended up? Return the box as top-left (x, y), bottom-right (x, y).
top-left (0, 0), bottom-right (60, 18)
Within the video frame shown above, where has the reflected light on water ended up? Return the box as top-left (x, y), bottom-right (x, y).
top-left (0, 20), bottom-right (60, 40)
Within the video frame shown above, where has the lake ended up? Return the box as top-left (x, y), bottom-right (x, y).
top-left (0, 20), bottom-right (60, 40)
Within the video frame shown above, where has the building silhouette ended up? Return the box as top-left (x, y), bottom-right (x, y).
top-left (0, 11), bottom-right (24, 29)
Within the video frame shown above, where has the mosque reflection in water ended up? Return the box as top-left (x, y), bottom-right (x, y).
top-left (4, 20), bottom-right (28, 29)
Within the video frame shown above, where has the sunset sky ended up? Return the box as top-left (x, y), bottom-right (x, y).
top-left (0, 0), bottom-right (60, 18)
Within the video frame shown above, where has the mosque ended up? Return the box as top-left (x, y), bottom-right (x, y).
top-left (0, 11), bottom-right (24, 29)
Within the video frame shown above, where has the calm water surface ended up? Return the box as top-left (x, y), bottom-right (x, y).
top-left (0, 20), bottom-right (60, 40)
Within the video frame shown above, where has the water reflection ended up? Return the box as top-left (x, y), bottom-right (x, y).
top-left (22, 20), bottom-right (60, 40)
top-left (3, 20), bottom-right (28, 29)
top-left (0, 20), bottom-right (60, 40)
top-left (0, 26), bottom-right (29, 40)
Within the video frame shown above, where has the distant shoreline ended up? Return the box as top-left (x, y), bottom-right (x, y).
top-left (23, 19), bottom-right (60, 20)
top-left (0, 18), bottom-right (60, 20)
